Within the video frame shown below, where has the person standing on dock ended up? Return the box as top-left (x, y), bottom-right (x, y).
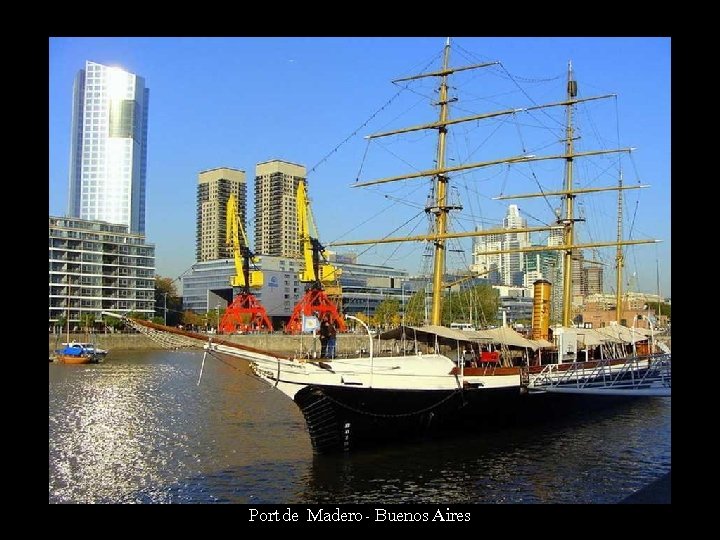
top-left (319, 318), bottom-right (337, 358)
top-left (326, 320), bottom-right (337, 358)
top-left (319, 319), bottom-right (330, 358)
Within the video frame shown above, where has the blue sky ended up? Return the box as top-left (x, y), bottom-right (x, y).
top-left (49, 37), bottom-right (670, 297)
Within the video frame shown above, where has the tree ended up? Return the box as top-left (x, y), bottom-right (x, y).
top-left (401, 284), bottom-right (499, 327)
top-left (404, 291), bottom-right (427, 326)
top-left (155, 276), bottom-right (182, 326)
top-left (352, 312), bottom-right (371, 329)
top-left (54, 313), bottom-right (67, 335)
top-left (80, 312), bottom-right (96, 333)
top-left (102, 315), bottom-right (124, 333)
top-left (182, 310), bottom-right (204, 329)
top-left (446, 284), bottom-right (498, 327)
top-left (206, 308), bottom-right (226, 329)
top-left (656, 302), bottom-right (671, 319)
top-left (374, 298), bottom-right (400, 330)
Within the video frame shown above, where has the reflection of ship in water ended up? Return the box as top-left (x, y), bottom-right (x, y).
top-left (302, 397), bottom-right (669, 504)
top-left (106, 38), bottom-right (669, 454)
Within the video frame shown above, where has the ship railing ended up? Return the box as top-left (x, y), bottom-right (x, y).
top-left (529, 353), bottom-right (671, 391)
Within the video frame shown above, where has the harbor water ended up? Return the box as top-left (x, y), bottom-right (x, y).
top-left (49, 350), bottom-right (671, 504)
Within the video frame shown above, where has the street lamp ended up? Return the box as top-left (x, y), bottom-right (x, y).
top-left (162, 292), bottom-right (168, 326)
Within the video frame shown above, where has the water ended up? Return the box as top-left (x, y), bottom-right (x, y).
top-left (49, 350), bottom-right (670, 504)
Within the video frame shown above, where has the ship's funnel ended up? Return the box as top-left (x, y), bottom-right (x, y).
top-left (531, 279), bottom-right (551, 341)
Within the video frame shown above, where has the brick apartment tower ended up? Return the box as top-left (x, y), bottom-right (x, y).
top-left (254, 160), bottom-right (306, 258)
top-left (196, 167), bottom-right (247, 262)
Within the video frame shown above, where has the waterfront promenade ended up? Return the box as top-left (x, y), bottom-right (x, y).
top-left (49, 332), bottom-right (377, 354)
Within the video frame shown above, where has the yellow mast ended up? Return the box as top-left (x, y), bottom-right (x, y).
top-left (616, 170), bottom-right (625, 322)
top-left (429, 38), bottom-right (452, 325)
top-left (561, 61), bottom-right (577, 327)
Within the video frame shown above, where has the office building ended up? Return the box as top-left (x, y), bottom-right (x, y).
top-left (68, 61), bottom-right (149, 234)
top-left (181, 254), bottom-right (410, 323)
top-left (472, 205), bottom-right (530, 286)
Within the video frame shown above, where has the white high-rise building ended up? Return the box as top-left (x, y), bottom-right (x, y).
top-left (68, 61), bottom-right (149, 234)
top-left (501, 205), bottom-right (529, 286)
top-left (472, 205), bottom-right (530, 286)
top-left (471, 229), bottom-right (502, 284)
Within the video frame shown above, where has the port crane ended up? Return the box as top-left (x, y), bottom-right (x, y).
top-left (218, 194), bottom-right (272, 334)
top-left (285, 181), bottom-right (346, 334)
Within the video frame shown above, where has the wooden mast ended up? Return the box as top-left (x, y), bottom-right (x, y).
top-left (616, 170), bottom-right (625, 322)
top-left (561, 61), bottom-right (577, 327)
top-left (429, 38), bottom-right (452, 325)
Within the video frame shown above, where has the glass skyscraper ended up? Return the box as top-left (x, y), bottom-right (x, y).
top-left (68, 61), bottom-right (149, 234)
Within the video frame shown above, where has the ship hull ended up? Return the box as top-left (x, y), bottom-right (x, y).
top-left (54, 354), bottom-right (98, 364)
top-left (206, 342), bottom-right (655, 454)
top-left (293, 383), bottom-right (637, 453)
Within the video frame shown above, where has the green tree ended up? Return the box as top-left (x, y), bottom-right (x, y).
top-left (404, 284), bottom-right (499, 327)
top-left (55, 313), bottom-right (68, 334)
top-left (404, 291), bottom-right (427, 326)
top-left (80, 312), bottom-right (96, 333)
top-left (102, 315), bottom-right (124, 333)
top-left (374, 298), bottom-right (400, 330)
top-left (454, 285), bottom-right (498, 327)
top-left (155, 276), bottom-right (182, 326)
top-left (206, 308), bottom-right (226, 329)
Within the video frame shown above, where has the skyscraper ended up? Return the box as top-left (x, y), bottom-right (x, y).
top-left (472, 205), bottom-right (530, 286)
top-left (501, 205), bottom-right (530, 286)
top-left (583, 264), bottom-right (603, 296)
top-left (254, 160), bottom-right (306, 258)
top-left (471, 228), bottom-right (502, 284)
top-left (196, 167), bottom-right (247, 262)
top-left (68, 61), bottom-right (149, 233)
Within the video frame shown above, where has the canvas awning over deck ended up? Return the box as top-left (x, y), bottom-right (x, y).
top-left (379, 325), bottom-right (544, 350)
top-left (595, 324), bottom-right (652, 344)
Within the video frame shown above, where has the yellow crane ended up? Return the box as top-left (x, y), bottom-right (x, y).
top-left (286, 181), bottom-right (346, 333)
top-left (218, 194), bottom-right (272, 333)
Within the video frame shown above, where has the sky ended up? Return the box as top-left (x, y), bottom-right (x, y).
top-left (49, 37), bottom-right (671, 298)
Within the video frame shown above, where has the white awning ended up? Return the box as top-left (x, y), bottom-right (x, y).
top-left (595, 325), bottom-right (651, 344)
top-left (380, 325), bottom-right (539, 349)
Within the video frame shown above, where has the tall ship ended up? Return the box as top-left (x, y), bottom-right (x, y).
top-left (107, 39), bottom-right (670, 453)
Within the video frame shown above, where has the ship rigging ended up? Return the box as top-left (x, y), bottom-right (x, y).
top-left (105, 38), bottom-right (668, 454)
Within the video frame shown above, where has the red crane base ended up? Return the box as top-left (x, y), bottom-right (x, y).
top-left (219, 293), bottom-right (272, 334)
top-left (285, 288), bottom-right (346, 334)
